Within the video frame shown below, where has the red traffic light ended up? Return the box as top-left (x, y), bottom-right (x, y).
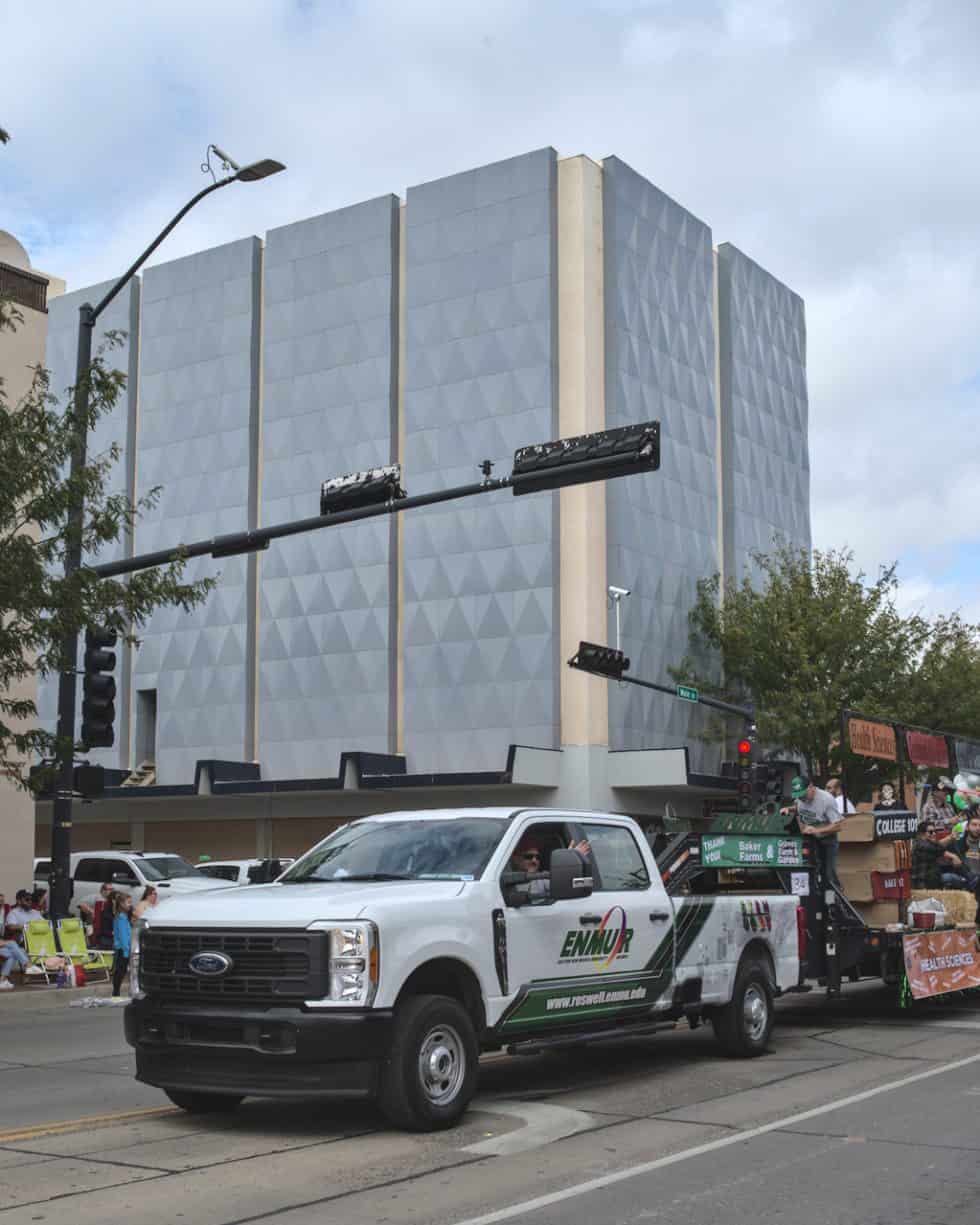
top-left (737, 739), bottom-right (753, 756)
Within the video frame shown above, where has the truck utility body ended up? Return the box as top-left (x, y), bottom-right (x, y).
top-left (659, 829), bottom-right (910, 992)
top-left (125, 808), bottom-right (800, 1130)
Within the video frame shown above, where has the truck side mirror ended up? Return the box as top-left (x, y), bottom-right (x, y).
top-left (550, 849), bottom-right (593, 901)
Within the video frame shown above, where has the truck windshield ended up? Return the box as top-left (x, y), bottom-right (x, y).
top-left (138, 857), bottom-right (201, 881)
top-left (281, 818), bottom-right (509, 883)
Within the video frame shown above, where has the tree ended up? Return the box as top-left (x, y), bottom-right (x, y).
top-left (0, 303), bottom-right (214, 789)
top-left (903, 612), bottom-right (980, 743)
top-left (673, 545), bottom-right (932, 778)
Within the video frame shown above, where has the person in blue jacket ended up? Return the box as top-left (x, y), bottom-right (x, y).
top-left (112, 893), bottom-right (133, 997)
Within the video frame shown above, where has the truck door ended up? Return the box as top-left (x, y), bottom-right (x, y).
top-left (497, 819), bottom-right (672, 1035)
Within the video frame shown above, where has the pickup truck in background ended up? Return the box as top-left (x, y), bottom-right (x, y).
top-left (125, 807), bottom-right (802, 1130)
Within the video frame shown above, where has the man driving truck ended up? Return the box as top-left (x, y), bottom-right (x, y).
top-left (509, 834), bottom-right (591, 899)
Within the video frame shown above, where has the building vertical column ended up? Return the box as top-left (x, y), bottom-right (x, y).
top-left (245, 240), bottom-right (264, 764)
top-left (558, 155), bottom-right (608, 749)
top-left (713, 247), bottom-right (730, 589)
top-left (389, 200), bottom-right (406, 754)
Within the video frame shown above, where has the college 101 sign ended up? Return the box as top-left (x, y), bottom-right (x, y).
top-left (872, 811), bottom-right (918, 841)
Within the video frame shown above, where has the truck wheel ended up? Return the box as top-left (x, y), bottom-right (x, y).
top-left (711, 957), bottom-right (774, 1058)
top-left (379, 994), bottom-right (478, 1132)
top-left (164, 1090), bottom-right (244, 1113)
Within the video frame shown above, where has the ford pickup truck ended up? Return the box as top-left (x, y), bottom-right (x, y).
top-left (125, 807), bottom-right (802, 1130)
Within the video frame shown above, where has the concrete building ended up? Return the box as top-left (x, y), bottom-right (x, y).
top-left (0, 232), bottom-right (65, 896)
top-left (35, 149), bottom-right (810, 863)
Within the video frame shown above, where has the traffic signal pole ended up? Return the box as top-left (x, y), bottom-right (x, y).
top-left (48, 306), bottom-right (95, 920)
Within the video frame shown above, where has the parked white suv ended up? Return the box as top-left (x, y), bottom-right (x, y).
top-left (54, 850), bottom-right (235, 913)
top-left (194, 859), bottom-right (294, 886)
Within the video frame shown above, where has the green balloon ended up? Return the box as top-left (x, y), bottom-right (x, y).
top-left (954, 792), bottom-right (970, 811)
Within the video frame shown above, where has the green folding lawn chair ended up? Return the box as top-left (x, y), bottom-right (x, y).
top-left (57, 919), bottom-right (113, 983)
top-left (24, 919), bottom-right (66, 984)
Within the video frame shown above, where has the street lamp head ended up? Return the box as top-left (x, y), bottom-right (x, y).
top-left (236, 158), bottom-right (286, 182)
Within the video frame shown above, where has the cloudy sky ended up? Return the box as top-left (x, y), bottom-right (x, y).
top-left (3, 0), bottom-right (975, 620)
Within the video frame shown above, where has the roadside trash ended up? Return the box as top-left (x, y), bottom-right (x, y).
top-left (69, 996), bottom-right (129, 1008)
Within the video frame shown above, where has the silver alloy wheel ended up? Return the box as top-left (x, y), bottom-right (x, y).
top-left (743, 983), bottom-right (768, 1042)
top-left (417, 1023), bottom-right (466, 1107)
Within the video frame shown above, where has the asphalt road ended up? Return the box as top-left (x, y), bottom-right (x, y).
top-left (2, 984), bottom-right (979, 1224)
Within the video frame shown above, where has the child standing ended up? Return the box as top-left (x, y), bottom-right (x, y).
top-left (112, 893), bottom-right (133, 997)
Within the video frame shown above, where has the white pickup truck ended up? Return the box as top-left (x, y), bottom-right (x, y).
top-left (125, 808), bottom-right (801, 1130)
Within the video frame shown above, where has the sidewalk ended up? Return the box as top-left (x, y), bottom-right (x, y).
top-left (0, 981), bottom-right (116, 1012)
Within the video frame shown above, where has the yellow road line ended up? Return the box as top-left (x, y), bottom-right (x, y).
top-left (0, 1105), bottom-right (179, 1144)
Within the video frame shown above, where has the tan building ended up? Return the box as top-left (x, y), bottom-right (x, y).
top-left (0, 232), bottom-right (65, 897)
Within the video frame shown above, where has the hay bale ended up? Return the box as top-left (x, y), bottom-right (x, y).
top-left (910, 889), bottom-right (978, 926)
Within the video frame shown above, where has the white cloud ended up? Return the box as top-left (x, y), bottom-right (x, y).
top-left (3, 0), bottom-right (978, 619)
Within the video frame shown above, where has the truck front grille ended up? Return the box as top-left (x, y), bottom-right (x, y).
top-left (141, 929), bottom-right (327, 1001)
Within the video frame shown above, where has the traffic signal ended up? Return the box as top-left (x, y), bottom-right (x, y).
top-left (81, 626), bottom-right (117, 750)
top-left (751, 763), bottom-right (783, 812)
top-left (568, 641), bottom-right (630, 680)
top-left (765, 765), bottom-right (783, 807)
top-left (736, 735), bottom-right (754, 812)
top-left (512, 421), bottom-right (660, 496)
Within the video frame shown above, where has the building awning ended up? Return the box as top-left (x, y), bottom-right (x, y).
top-left (608, 747), bottom-right (736, 798)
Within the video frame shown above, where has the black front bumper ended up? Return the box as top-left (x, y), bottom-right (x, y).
top-left (125, 997), bottom-right (394, 1099)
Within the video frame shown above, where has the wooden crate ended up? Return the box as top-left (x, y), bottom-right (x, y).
top-left (838, 841), bottom-right (897, 873)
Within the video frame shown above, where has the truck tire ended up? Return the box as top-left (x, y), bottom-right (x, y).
top-left (164, 1089), bottom-right (244, 1113)
top-left (379, 994), bottom-right (478, 1131)
top-left (711, 957), bottom-right (774, 1058)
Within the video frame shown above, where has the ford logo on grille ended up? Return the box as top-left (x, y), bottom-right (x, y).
top-left (188, 951), bottom-right (233, 978)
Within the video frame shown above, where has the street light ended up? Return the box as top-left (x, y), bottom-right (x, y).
top-left (48, 147), bottom-right (285, 919)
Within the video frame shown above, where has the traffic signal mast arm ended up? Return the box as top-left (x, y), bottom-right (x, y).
top-left (567, 642), bottom-right (755, 720)
top-left (568, 643), bottom-right (779, 813)
top-left (89, 421), bottom-right (661, 582)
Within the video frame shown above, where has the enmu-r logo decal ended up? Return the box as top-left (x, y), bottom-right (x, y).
top-left (559, 906), bottom-right (633, 968)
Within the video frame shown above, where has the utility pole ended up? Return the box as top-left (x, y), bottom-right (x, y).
top-left (48, 149), bottom-right (285, 918)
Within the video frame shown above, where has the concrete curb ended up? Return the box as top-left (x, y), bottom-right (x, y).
top-left (0, 982), bottom-right (116, 1013)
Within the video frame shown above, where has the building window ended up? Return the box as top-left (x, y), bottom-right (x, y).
top-left (0, 262), bottom-right (48, 313)
top-left (135, 689), bottom-right (157, 764)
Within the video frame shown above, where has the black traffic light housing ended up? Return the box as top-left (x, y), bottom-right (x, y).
top-left (81, 626), bottom-right (117, 750)
top-left (736, 732), bottom-right (755, 812)
top-left (568, 640), bottom-right (631, 680)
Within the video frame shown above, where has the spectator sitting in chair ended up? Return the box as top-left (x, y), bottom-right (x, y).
top-left (4, 891), bottom-right (42, 944)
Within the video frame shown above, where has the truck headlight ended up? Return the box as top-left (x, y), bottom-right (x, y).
top-left (307, 921), bottom-right (379, 1007)
top-left (130, 919), bottom-right (146, 1000)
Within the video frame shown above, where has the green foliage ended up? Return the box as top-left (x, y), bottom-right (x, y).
top-left (0, 303), bottom-right (215, 788)
top-left (673, 544), bottom-right (980, 778)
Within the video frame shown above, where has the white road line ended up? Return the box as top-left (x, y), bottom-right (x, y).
top-left (450, 1050), bottom-right (980, 1225)
top-left (462, 1101), bottom-right (594, 1157)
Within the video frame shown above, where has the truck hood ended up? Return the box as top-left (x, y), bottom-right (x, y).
top-left (152, 876), bottom-right (236, 895)
top-left (146, 880), bottom-right (468, 926)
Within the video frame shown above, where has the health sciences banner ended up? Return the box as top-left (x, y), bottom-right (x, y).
top-left (903, 929), bottom-right (980, 999)
top-left (848, 717), bottom-right (897, 761)
top-left (905, 730), bottom-right (950, 769)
